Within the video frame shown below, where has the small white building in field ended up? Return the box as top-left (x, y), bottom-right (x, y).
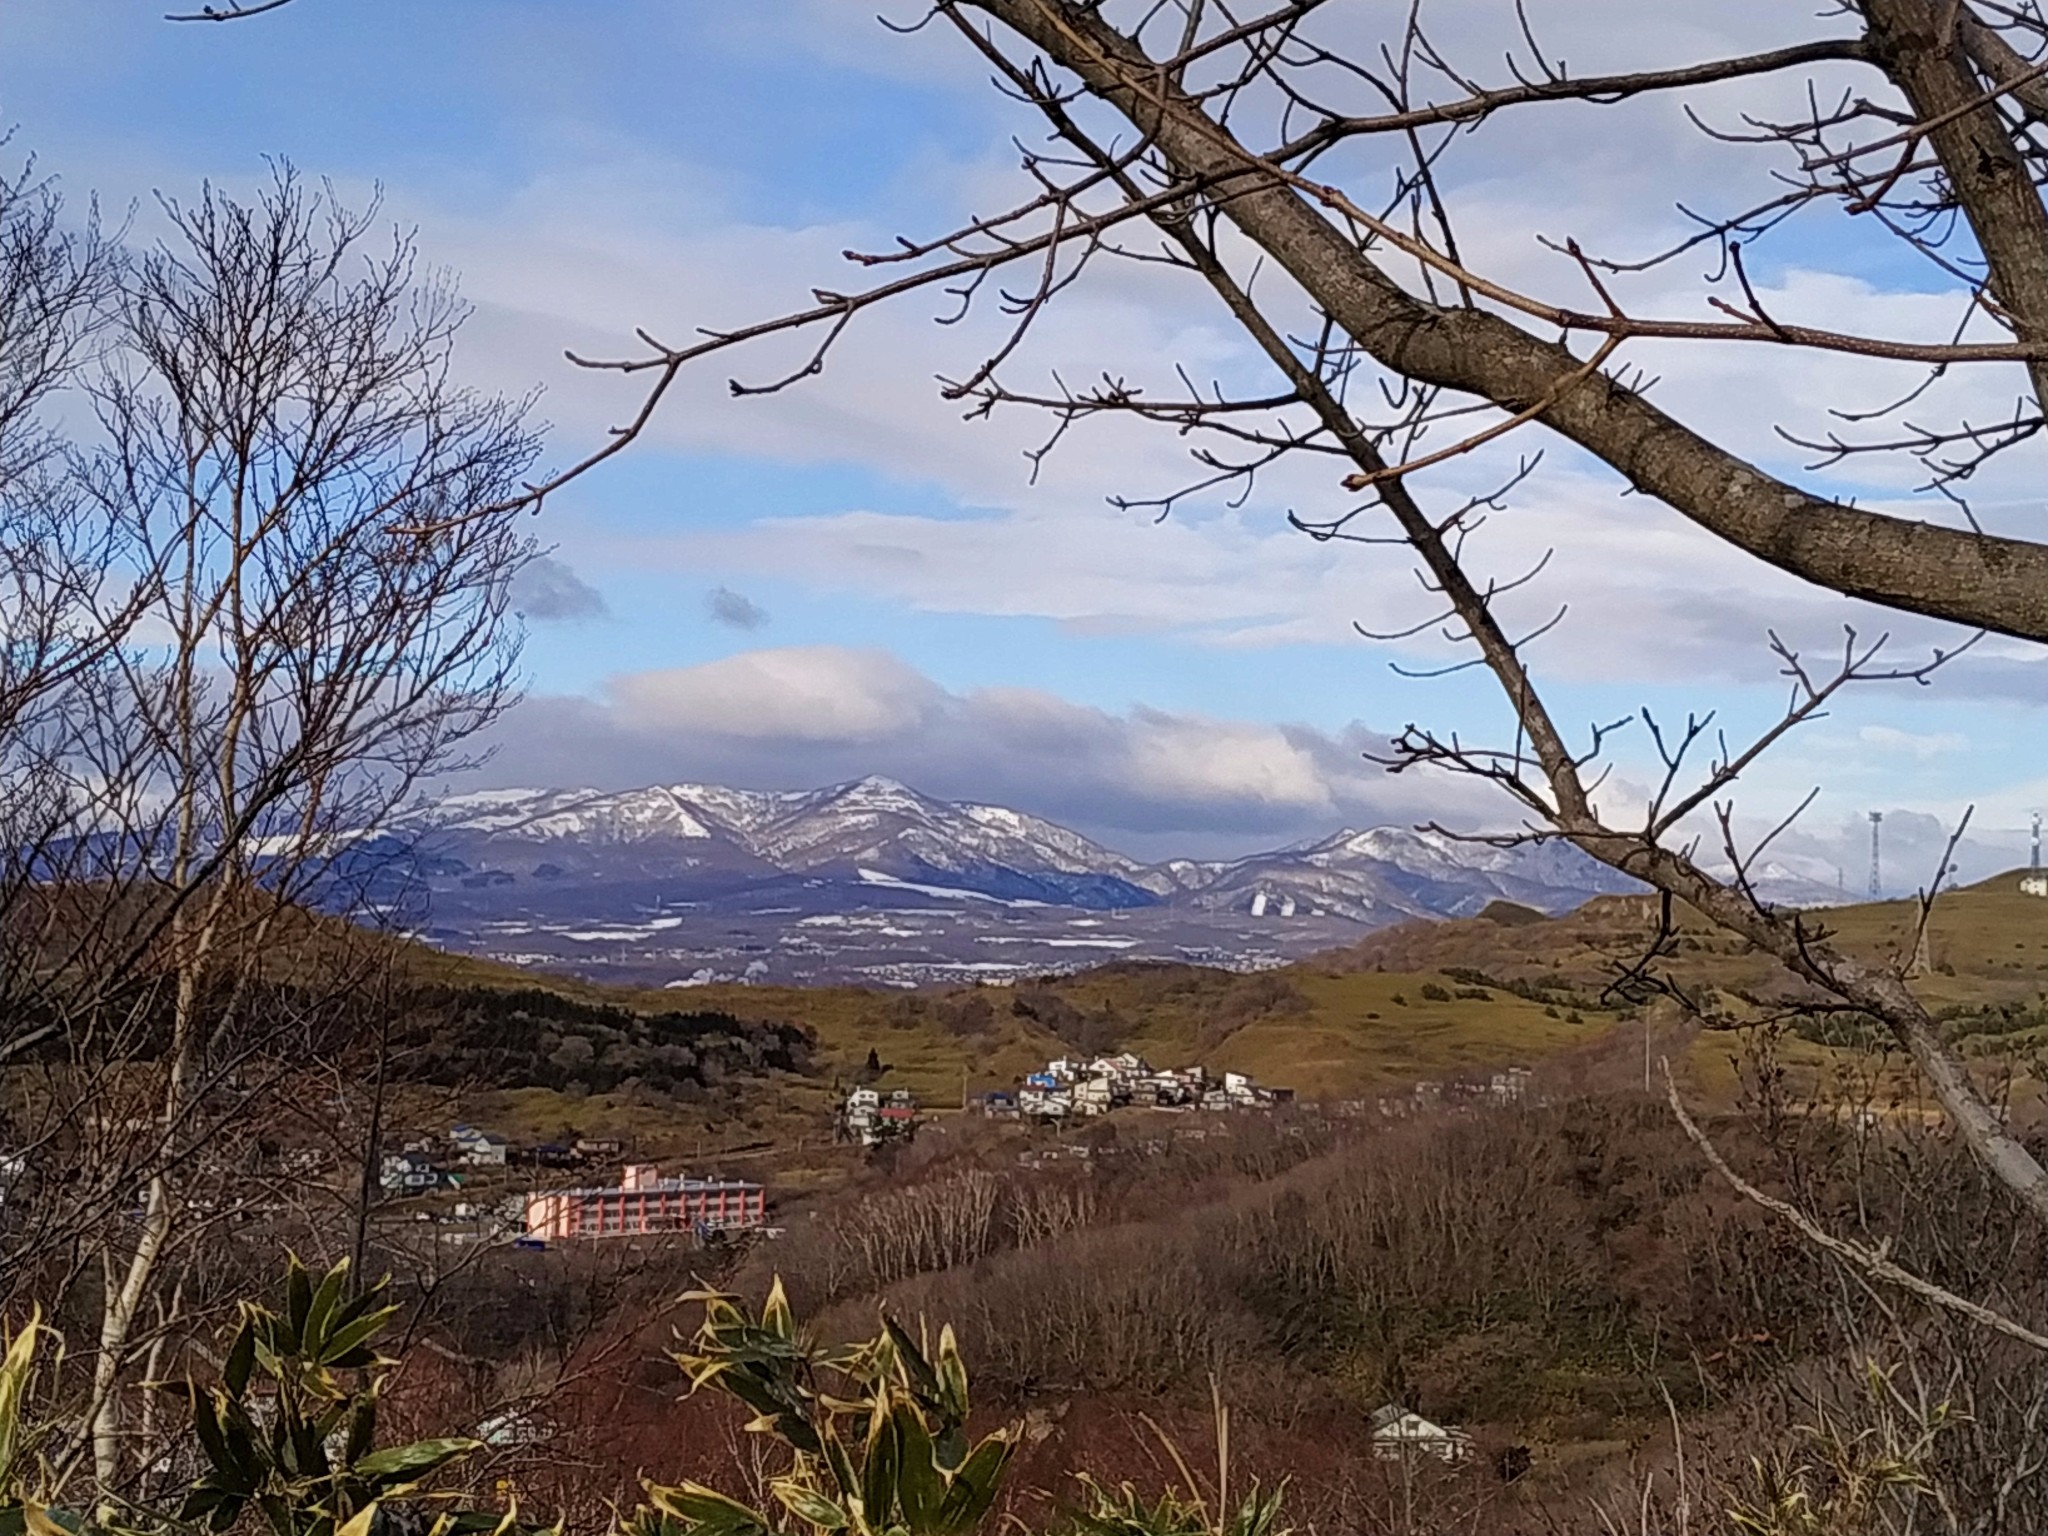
top-left (1368, 1404), bottom-right (1473, 1463)
top-left (2022, 874), bottom-right (2048, 898)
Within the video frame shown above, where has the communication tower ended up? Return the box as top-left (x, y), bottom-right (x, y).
top-left (1868, 811), bottom-right (1884, 901)
top-left (2033, 812), bottom-right (2042, 871)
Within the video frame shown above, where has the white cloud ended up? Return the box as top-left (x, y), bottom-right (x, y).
top-left (386, 15), bottom-right (2042, 696)
top-left (610, 646), bottom-right (939, 743)
top-left (468, 644), bottom-right (1497, 852)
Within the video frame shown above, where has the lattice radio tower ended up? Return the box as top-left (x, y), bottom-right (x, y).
top-left (1868, 811), bottom-right (1884, 900)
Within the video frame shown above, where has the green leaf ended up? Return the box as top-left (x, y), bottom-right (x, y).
top-left (353, 1437), bottom-right (480, 1484)
top-left (256, 1491), bottom-right (294, 1536)
top-left (0, 1313), bottom-right (42, 1486)
top-left (821, 1435), bottom-right (860, 1506)
top-left (1222, 1484), bottom-right (1288, 1536)
top-left (222, 1323), bottom-right (256, 1400)
top-left (716, 1372), bottom-right (792, 1422)
top-left (771, 1479), bottom-right (849, 1531)
top-left (319, 1307), bottom-right (399, 1371)
top-left (303, 1263), bottom-right (350, 1357)
top-left (189, 1394), bottom-right (235, 1479)
top-left (935, 1329), bottom-right (971, 1424)
top-left (882, 1319), bottom-right (939, 1403)
top-left (862, 1399), bottom-right (900, 1526)
top-left (330, 1281), bottom-right (392, 1335)
top-left (646, 1481), bottom-right (772, 1536)
top-left (893, 1404), bottom-right (943, 1534)
top-left (761, 1279), bottom-right (795, 1343)
top-left (346, 1395), bottom-right (377, 1467)
top-left (221, 1405), bottom-right (265, 1484)
top-left (774, 1411), bottom-right (825, 1459)
top-left (178, 1481), bottom-right (246, 1533)
top-left (284, 1259), bottom-right (315, 1350)
top-left (935, 1437), bottom-right (1013, 1536)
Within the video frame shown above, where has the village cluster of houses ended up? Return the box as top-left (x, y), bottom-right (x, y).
top-left (981, 1052), bottom-right (1294, 1121)
top-left (837, 1087), bottom-right (920, 1147)
top-left (378, 1126), bottom-right (625, 1196)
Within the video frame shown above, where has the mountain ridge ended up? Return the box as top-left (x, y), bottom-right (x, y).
top-left (406, 774), bottom-right (1644, 920)
top-left (392, 777), bottom-right (1866, 985)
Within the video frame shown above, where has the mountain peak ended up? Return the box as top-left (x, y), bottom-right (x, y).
top-left (839, 774), bottom-right (920, 798)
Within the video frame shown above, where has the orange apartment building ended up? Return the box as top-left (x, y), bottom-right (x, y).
top-left (523, 1163), bottom-right (765, 1240)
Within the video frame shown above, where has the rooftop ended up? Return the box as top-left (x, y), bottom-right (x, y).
top-left (532, 1177), bottom-right (763, 1199)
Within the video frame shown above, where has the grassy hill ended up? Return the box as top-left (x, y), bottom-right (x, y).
top-left (1328, 869), bottom-right (2048, 999)
top-left (403, 931), bottom-right (1609, 1147)
top-left (1327, 869), bottom-right (2048, 1101)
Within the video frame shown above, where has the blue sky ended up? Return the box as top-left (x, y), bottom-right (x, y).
top-left (6, 0), bottom-right (2045, 878)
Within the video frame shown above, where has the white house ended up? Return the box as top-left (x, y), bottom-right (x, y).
top-left (1091, 1053), bottom-right (1149, 1084)
top-left (1018, 1085), bottom-right (1070, 1120)
top-left (839, 1086), bottom-right (917, 1146)
top-left (2022, 874), bottom-right (2048, 898)
top-left (1368, 1404), bottom-right (1473, 1463)
top-left (1072, 1077), bottom-right (1117, 1116)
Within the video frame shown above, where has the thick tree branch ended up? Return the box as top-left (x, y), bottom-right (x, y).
top-left (947, 0), bottom-right (2048, 1233)
top-left (962, 0), bottom-right (2048, 644)
top-left (1863, 0), bottom-right (2048, 406)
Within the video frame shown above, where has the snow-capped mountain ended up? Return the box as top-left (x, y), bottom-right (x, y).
top-left (407, 776), bottom-right (1161, 909)
top-left (1703, 859), bottom-right (1848, 909)
top-left (1166, 825), bottom-right (1641, 923)
top-left (404, 777), bottom-right (1644, 914)
top-left (385, 777), bottom-right (1865, 984)
top-left (49, 774), bottom-right (1852, 991)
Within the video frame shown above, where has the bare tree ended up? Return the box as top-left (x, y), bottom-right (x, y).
top-left (0, 155), bottom-right (154, 1281)
top-left (0, 167), bottom-right (541, 1498)
top-left (0, 154), bottom-right (125, 920)
top-left (906, 0), bottom-right (2048, 1253)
